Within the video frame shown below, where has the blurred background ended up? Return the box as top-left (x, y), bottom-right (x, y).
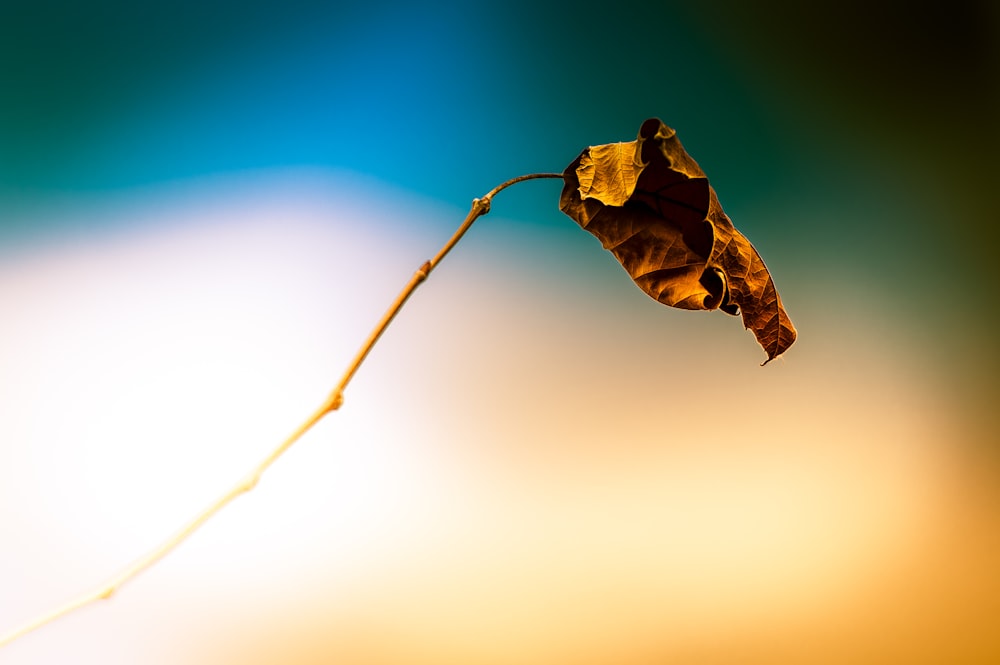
top-left (1, 1), bottom-right (998, 662)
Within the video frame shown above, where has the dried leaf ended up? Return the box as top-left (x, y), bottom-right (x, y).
top-left (560, 118), bottom-right (796, 363)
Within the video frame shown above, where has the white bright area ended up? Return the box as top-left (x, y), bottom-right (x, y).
top-left (0, 170), bottom-right (997, 664)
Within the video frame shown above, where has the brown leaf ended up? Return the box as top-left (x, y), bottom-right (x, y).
top-left (559, 118), bottom-right (796, 363)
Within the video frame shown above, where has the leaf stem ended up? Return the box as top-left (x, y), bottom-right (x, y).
top-left (0, 171), bottom-right (564, 649)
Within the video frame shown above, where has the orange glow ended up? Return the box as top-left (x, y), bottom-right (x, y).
top-left (1, 172), bottom-right (997, 663)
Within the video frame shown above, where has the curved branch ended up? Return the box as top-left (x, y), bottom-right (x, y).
top-left (0, 171), bottom-right (565, 649)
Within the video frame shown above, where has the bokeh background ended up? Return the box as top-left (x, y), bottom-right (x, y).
top-left (2, 1), bottom-right (998, 663)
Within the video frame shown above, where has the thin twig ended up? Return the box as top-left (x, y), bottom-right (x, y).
top-left (0, 171), bottom-right (564, 649)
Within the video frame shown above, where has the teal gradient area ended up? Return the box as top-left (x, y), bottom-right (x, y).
top-left (2, 1), bottom-right (999, 663)
top-left (3, 0), bottom-right (996, 427)
top-left (1, 0), bottom-right (858, 201)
